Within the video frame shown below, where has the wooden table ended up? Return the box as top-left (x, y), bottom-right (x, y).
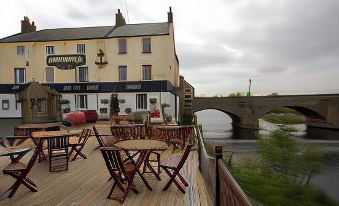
top-left (14, 122), bottom-right (60, 136)
top-left (153, 125), bottom-right (193, 149)
top-left (114, 139), bottom-right (168, 201)
top-left (0, 146), bottom-right (31, 164)
top-left (0, 146), bottom-right (34, 200)
top-left (31, 130), bottom-right (82, 163)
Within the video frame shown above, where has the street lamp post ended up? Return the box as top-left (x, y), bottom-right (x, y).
top-left (247, 78), bottom-right (252, 96)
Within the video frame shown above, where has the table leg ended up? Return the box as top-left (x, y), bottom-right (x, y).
top-left (120, 150), bottom-right (150, 202)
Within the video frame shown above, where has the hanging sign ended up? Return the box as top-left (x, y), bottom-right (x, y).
top-left (46, 54), bottom-right (86, 70)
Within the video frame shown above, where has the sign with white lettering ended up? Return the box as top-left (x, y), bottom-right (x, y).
top-left (46, 54), bottom-right (86, 70)
top-left (126, 84), bottom-right (142, 90)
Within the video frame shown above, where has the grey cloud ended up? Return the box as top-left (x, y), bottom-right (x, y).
top-left (257, 66), bottom-right (288, 74)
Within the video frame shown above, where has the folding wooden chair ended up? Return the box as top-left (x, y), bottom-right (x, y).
top-left (93, 126), bottom-right (117, 147)
top-left (159, 142), bottom-right (194, 193)
top-left (48, 135), bottom-right (69, 172)
top-left (69, 129), bottom-right (91, 161)
top-left (2, 147), bottom-right (40, 199)
top-left (100, 147), bottom-right (138, 203)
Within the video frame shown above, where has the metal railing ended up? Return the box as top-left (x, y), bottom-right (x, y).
top-left (194, 125), bottom-right (252, 206)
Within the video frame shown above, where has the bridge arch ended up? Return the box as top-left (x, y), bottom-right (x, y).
top-left (258, 105), bottom-right (326, 123)
top-left (193, 108), bottom-right (241, 126)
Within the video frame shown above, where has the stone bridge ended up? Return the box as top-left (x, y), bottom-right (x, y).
top-left (191, 94), bottom-right (339, 130)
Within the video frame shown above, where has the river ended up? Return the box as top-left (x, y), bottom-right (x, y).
top-left (196, 109), bottom-right (339, 203)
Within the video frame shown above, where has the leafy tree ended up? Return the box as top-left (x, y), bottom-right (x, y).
top-left (258, 130), bottom-right (321, 185)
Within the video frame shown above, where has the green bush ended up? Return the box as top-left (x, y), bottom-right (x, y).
top-left (180, 112), bottom-right (193, 125)
top-left (133, 114), bottom-right (143, 124)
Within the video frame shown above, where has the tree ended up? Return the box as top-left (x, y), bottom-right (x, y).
top-left (110, 94), bottom-right (120, 117)
top-left (258, 129), bottom-right (321, 185)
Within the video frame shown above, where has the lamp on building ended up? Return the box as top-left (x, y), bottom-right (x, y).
top-left (95, 49), bottom-right (108, 65)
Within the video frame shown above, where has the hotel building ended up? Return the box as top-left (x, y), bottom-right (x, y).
top-left (0, 8), bottom-right (188, 121)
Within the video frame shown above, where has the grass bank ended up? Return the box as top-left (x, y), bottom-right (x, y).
top-left (230, 161), bottom-right (338, 206)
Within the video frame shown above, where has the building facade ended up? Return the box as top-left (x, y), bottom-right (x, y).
top-left (0, 8), bottom-right (181, 121)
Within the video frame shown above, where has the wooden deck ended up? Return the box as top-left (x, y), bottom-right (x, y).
top-left (0, 128), bottom-right (212, 206)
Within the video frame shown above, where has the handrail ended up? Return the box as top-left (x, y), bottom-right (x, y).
top-left (194, 124), bottom-right (253, 206)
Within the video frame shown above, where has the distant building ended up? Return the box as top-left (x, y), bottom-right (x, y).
top-left (0, 8), bottom-right (188, 121)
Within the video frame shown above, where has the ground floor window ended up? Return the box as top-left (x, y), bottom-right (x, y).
top-left (2, 100), bottom-right (9, 110)
top-left (76, 95), bottom-right (88, 109)
top-left (136, 94), bottom-right (147, 110)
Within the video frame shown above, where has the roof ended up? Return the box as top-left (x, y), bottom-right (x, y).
top-left (108, 22), bottom-right (169, 37)
top-left (0, 22), bottom-right (169, 43)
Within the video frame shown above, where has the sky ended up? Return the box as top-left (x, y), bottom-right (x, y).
top-left (0, 0), bottom-right (338, 95)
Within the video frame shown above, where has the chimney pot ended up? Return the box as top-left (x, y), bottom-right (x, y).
top-left (168, 7), bottom-right (173, 23)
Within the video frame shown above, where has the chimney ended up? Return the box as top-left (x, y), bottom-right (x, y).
top-left (21, 16), bottom-right (36, 33)
top-left (168, 7), bottom-right (173, 23)
top-left (115, 9), bottom-right (126, 27)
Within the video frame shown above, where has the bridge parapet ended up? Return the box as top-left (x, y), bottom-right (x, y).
top-left (192, 95), bottom-right (339, 130)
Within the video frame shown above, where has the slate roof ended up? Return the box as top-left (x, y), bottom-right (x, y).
top-left (108, 23), bottom-right (169, 37)
top-left (0, 22), bottom-right (169, 43)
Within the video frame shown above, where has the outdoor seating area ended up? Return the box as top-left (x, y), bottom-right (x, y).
top-left (0, 122), bottom-right (211, 205)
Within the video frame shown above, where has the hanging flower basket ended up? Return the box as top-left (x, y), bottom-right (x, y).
top-left (150, 109), bottom-right (161, 118)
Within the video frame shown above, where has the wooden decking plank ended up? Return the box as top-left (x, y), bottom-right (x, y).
top-left (0, 125), bottom-right (211, 206)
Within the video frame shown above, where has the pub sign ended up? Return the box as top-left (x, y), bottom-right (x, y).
top-left (46, 54), bottom-right (86, 70)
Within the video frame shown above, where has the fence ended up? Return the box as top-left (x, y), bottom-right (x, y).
top-left (194, 125), bottom-right (252, 206)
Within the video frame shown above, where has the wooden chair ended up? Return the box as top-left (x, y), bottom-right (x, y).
top-left (48, 135), bottom-right (69, 172)
top-left (93, 126), bottom-right (117, 147)
top-left (159, 142), bottom-right (194, 193)
top-left (69, 129), bottom-right (91, 161)
top-left (100, 147), bottom-right (138, 203)
top-left (2, 147), bottom-right (39, 199)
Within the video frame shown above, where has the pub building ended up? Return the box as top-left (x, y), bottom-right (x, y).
top-left (0, 8), bottom-right (191, 122)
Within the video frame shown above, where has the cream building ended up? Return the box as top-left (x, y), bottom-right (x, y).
top-left (0, 8), bottom-right (182, 121)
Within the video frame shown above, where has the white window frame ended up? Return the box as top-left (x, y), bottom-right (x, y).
top-left (46, 46), bottom-right (55, 55)
top-left (14, 68), bottom-right (26, 84)
top-left (77, 67), bottom-right (88, 82)
top-left (17, 46), bottom-right (25, 55)
top-left (118, 39), bottom-right (127, 54)
top-left (2, 100), bottom-right (9, 110)
top-left (46, 67), bottom-right (54, 83)
top-left (76, 95), bottom-right (88, 109)
top-left (142, 38), bottom-right (151, 53)
top-left (77, 44), bottom-right (86, 54)
top-left (141, 65), bottom-right (152, 80)
top-left (118, 66), bottom-right (127, 81)
top-left (136, 94), bottom-right (147, 110)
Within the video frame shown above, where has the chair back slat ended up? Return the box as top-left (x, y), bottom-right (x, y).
top-left (100, 147), bottom-right (125, 176)
top-left (48, 136), bottom-right (69, 150)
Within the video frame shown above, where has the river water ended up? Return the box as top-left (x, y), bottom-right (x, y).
top-left (196, 109), bottom-right (339, 203)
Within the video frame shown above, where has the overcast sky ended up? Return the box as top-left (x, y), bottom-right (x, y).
top-left (0, 0), bottom-right (338, 95)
